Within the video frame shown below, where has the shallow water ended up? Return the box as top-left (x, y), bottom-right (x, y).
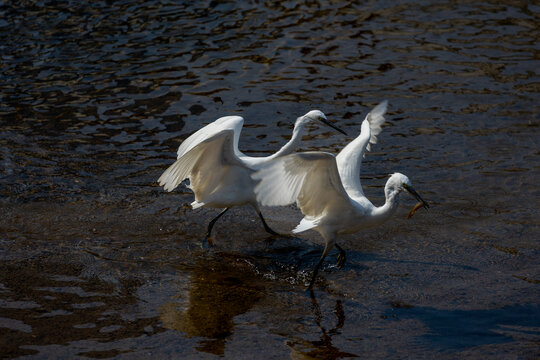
top-left (1, 0), bottom-right (539, 358)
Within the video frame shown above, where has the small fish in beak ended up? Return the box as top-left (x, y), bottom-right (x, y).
top-left (408, 202), bottom-right (426, 218)
top-left (403, 183), bottom-right (429, 219)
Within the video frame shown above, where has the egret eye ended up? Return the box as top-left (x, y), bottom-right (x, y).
top-left (158, 109), bottom-right (343, 242)
top-left (253, 101), bottom-right (392, 290)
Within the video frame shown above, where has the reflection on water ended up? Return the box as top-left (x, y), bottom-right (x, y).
top-left (287, 295), bottom-right (358, 360)
top-left (159, 258), bottom-right (264, 356)
top-left (0, 0), bottom-right (538, 358)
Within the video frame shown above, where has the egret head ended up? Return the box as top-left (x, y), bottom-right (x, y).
top-left (386, 173), bottom-right (429, 208)
top-left (295, 110), bottom-right (347, 136)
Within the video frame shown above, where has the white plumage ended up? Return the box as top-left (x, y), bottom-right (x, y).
top-left (253, 101), bottom-right (429, 289)
top-left (158, 111), bottom-right (347, 240)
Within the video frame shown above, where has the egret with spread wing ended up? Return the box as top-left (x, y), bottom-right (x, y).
top-left (158, 111), bottom-right (346, 241)
top-left (253, 101), bottom-right (429, 289)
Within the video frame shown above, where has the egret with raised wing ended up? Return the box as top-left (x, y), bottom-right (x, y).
top-left (158, 110), bottom-right (347, 241)
top-left (253, 101), bottom-right (429, 289)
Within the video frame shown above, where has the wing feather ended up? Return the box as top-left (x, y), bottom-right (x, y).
top-left (158, 129), bottom-right (245, 196)
top-left (253, 152), bottom-right (354, 219)
top-left (365, 100), bottom-right (387, 153)
top-left (176, 116), bottom-right (244, 159)
top-left (294, 153), bottom-right (352, 219)
top-left (252, 154), bottom-right (309, 207)
top-left (158, 148), bottom-right (202, 192)
top-left (336, 101), bottom-right (388, 200)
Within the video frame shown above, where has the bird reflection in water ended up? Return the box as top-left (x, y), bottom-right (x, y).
top-left (287, 292), bottom-right (358, 359)
top-left (159, 258), bottom-right (263, 356)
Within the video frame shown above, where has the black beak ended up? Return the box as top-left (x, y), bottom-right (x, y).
top-left (404, 184), bottom-right (429, 209)
top-left (307, 115), bottom-right (347, 136)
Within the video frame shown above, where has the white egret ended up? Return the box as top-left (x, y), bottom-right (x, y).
top-left (157, 111), bottom-right (347, 240)
top-left (253, 101), bottom-right (429, 289)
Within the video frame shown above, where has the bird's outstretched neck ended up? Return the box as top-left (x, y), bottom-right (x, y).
top-left (267, 123), bottom-right (305, 160)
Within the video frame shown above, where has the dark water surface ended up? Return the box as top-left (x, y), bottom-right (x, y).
top-left (1, 1), bottom-right (539, 358)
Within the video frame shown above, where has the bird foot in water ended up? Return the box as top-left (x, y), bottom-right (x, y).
top-left (336, 252), bottom-right (346, 269)
top-left (201, 236), bottom-right (215, 249)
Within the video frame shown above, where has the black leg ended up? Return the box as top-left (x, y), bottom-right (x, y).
top-left (308, 255), bottom-right (326, 290)
top-left (257, 211), bottom-right (280, 236)
top-left (205, 207), bottom-right (229, 240)
top-left (335, 244), bottom-right (347, 269)
top-left (308, 241), bottom-right (335, 290)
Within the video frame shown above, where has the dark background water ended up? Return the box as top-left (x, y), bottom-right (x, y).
top-left (1, 0), bottom-right (538, 358)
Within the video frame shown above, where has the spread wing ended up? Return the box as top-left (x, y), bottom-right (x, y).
top-left (336, 101), bottom-right (387, 200)
top-left (158, 129), bottom-right (246, 196)
top-left (253, 152), bottom-right (355, 219)
top-left (176, 115), bottom-right (244, 159)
